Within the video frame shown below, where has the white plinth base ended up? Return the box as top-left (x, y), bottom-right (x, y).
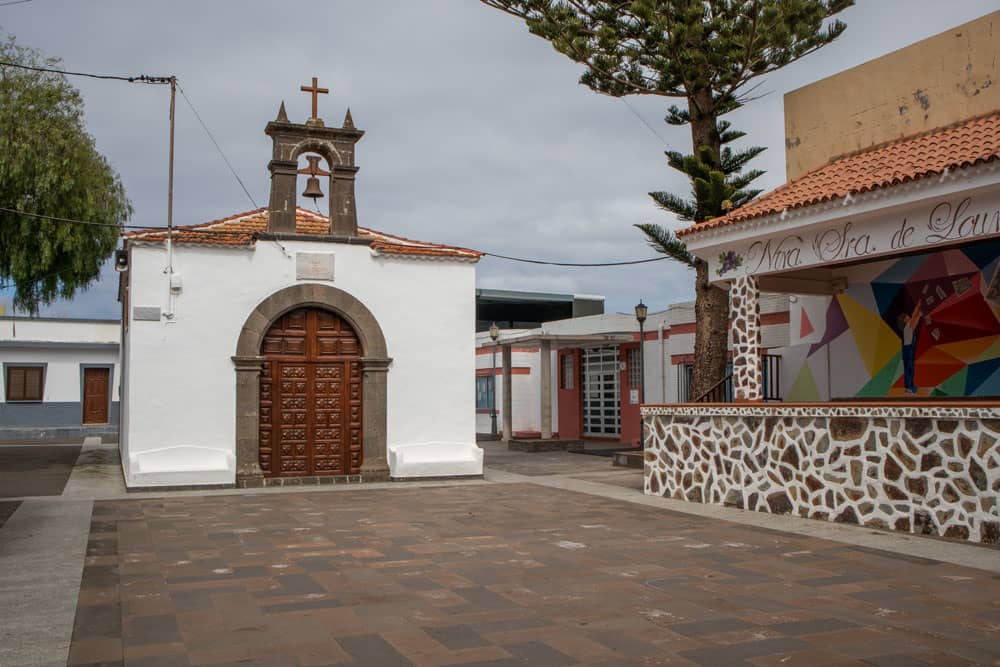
top-left (388, 442), bottom-right (483, 479)
top-left (127, 445), bottom-right (234, 487)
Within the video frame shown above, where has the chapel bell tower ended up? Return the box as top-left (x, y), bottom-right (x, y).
top-left (265, 77), bottom-right (364, 236)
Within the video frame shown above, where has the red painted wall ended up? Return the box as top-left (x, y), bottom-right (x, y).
top-left (619, 343), bottom-right (641, 446)
top-left (557, 349), bottom-right (582, 440)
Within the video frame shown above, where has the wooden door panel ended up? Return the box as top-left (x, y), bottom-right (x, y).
top-left (348, 360), bottom-right (363, 473)
top-left (259, 361), bottom-right (274, 474)
top-left (277, 363), bottom-right (310, 475)
top-left (260, 308), bottom-right (363, 477)
top-left (311, 363), bottom-right (344, 474)
top-left (82, 367), bottom-right (110, 424)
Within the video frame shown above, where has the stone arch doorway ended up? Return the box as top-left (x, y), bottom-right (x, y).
top-left (233, 284), bottom-right (391, 486)
top-left (259, 307), bottom-right (362, 477)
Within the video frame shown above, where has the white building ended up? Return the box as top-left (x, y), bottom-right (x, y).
top-left (0, 316), bottom-right (120, 442)
top-left (477, 296), bottom-right (790, 446)
top-left (118, 91), bottom-right (482, 488)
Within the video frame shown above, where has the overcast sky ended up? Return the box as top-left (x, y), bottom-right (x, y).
top-left (1, 0), bottom-right (995, 319)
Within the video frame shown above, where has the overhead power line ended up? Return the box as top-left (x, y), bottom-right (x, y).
top-left (621, 97), bottom-right (670, 148)
top-left (1, 206), bottom-right (669, 267)
top-left (0, 60), bottom-right (171, 84)
top-left (482, 252), bottom-right (667, 267)
top-left (0, 0), bottom-right (34, 7)
top-left (176, 82), bottom-right (258, 209)
top-left (0, 62), bottom-right (258, 213)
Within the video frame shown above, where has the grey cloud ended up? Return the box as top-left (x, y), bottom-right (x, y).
top-left (0, 0), bottom-right (991, 318)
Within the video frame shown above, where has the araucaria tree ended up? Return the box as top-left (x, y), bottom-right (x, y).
top-left (481, 0), bottom-right (852, 399)
top-left (0, 36), bottom-right (131, 314)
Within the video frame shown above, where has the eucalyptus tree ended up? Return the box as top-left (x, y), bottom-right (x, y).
top-left (0, 36), bottom-right (131, 314)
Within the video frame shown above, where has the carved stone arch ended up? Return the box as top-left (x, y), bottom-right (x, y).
top-left (233, 284), bottom-right (391, 485)
top-left (291, 138), bottom-right (345, 168)
top-left (264, 111), bottom-right (363, 236)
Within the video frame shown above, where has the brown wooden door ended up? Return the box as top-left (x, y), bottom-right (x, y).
top-left (82, 367), bottom-right (110, 424)
top-left (258, 308), bottom-right (363, 477)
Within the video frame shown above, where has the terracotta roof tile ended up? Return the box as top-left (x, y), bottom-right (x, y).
top-left (677, 110), bottom-right (1000, 237)
top-left (123, 208), bottom-right (482, 260)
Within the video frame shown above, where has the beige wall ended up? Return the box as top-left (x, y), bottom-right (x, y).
top-left (784, 11), bottom-right (999, 181)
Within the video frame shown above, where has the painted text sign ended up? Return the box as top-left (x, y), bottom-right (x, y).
top-left (708, 191), bottom-right (1000, 280)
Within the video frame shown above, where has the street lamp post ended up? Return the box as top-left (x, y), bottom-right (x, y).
top-left (634, 300), bottom-right (647, 450)
top-left (489, 322), bottom-right (500, 438)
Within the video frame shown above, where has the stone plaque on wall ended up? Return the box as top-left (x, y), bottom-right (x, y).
top-left (296, 252), bottom-right (335, 281)
top-left (133, 306), bottom-right (161, 321)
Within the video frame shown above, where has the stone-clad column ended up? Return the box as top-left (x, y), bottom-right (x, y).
top-left (330, 166), bottom-right (360, 237)
top-left (233, 355), bottom-right (265, 485)
top-left (359, 357), bottom-right (392, 481)
top-left (539, 340), bottom-right (552, 439)
top-left (266, 160), bottom-right (298, 233)
top-left (502, 345), bottom-right (513, 443)
top-left (730, 275), bottom-right (762, 401)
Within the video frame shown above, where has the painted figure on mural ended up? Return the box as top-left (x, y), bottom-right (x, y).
top-left (898, 302), bottom-right (923, 394)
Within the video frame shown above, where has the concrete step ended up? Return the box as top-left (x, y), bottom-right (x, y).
top-left (507, 439), bottom-right (584, 453)
top-left (612, 450), bottom-right (644, 469)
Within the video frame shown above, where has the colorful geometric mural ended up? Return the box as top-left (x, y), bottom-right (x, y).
top-left (784, 239), bottom-right (1000, 399)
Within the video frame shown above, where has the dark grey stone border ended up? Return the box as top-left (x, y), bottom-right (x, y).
top-left (233, 284), bottom-right (391, 485)
top-left (390, 474), bottom-right (485, 482)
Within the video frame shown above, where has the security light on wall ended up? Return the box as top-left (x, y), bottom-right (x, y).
top-left (114, 249), bottom-right (129, 272)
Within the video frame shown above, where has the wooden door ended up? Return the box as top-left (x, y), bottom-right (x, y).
top-left (258, 308), bottom-right (363, 477)
top-left (82, 367), bottom-right (110, 424)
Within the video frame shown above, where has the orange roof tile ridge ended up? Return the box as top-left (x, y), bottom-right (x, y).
top-left (676, 109), bottom-right (1000, 237)
top-left (821, 108), bottom-right (1000, 167)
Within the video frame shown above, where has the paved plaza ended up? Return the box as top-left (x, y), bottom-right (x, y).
top-left (1, 441), bottom-right (999, 666)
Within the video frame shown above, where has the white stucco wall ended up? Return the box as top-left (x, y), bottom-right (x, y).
top-left (474, 344), bottom-right (541, 434)
top-left (0, 317), bottom-right (120, 346)
top-left (1, 318), bottom-right (121, 435)
top-left (1, 347), bottom-right (121, 403)
top-left (122, 239), bottom-right (477, 486)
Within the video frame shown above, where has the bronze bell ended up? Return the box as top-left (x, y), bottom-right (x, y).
top-left (302, 175), bottom-right (323, 199)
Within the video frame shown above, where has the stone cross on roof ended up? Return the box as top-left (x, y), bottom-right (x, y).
top-left (300, 76), bottom-right (329, 122)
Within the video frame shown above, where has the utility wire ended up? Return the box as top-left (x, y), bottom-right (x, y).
top-left (483, 252), bottom-right (667, 267)
top-left (0, 61), bottom-right (258, 209)
top-left (621, 97), bottom-right (670, 148)
top-left (0, 0), bottom-right (34, 7)
top-left (0, 268), bottom-right (67, 290)
top-left (1, 206), bottom-right (668, 266)
top-left (176, 82), bottom-right (259, 209)
top-left (0, 206), bottom-right (146, 229)
top-left (0, 60), bottom-right (171, 84)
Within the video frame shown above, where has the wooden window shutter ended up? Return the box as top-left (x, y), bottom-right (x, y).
top-left (6, 366), bottom-right (44, 401)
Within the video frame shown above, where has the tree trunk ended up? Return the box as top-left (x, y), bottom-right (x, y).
top-left (690, 259), bottom-right (730, 399)
top-left (687, 90), bottom-right (730, 400)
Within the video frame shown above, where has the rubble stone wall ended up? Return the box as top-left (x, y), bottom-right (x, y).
top-left (642, 404), bottom-right (1000, 544)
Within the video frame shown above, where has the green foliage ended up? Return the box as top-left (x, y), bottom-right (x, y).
top-left (481, 0), bottom-right (852, 225)
top-left (481, 1), bottom-right (852, 113)
top-left (634, 222), bottom-right (694, 267)
top-left (650, 125), bottom-right (765, 226)
top-left (482, 0), bottom-right (851, 393)
top-left (0, 35), bottom-right (131, 313)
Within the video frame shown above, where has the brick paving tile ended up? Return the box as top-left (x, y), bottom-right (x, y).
top-left (66, 483), bottom-right (1000, 666)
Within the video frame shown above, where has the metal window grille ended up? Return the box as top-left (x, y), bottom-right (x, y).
top-left (627, 348), bottom-right (641, 388)
top-left (582, 347), bottom-right (621, 436)
top-left (560, 353), bottom-right (574, 390)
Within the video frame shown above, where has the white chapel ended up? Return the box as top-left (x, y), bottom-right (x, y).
top-left (117, 80), bottom-right (483, 488)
